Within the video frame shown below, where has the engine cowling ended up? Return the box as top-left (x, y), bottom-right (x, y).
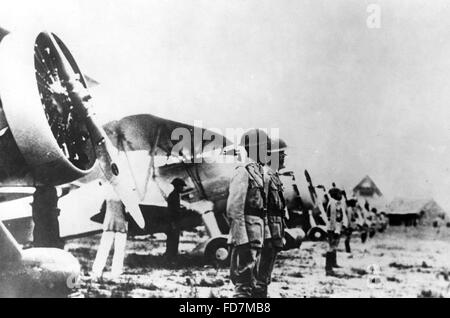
top-left (0, 29), bottom-right (97, 185)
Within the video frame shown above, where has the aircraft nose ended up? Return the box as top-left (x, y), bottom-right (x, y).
top-left (19, 248), bottom-right (81, 297)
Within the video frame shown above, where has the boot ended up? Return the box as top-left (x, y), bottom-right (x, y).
top-left (252, 286), bottom-right (268, 298)
top-left (332, 251), bottom-right (341, 268)
top-left (325, 252), bottom-right (335, 276)
top-left (233, 284), bottom-right (253, 298)
top-left (361, 232), bottom-right (368, 243)
top-left (345, 240), bottom-right (351, 253)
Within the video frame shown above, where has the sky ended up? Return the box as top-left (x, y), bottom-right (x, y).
top-left (1, 0), bottom-right (450, 209)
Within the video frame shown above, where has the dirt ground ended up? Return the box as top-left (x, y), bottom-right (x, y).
top-left (65, 225), bottom-right (450, 298)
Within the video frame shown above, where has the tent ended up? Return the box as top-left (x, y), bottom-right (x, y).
top-left (386, 198), bottom-right (447, 226)
top-left (353, 175), bottom-right (383, 198)
top-left (352, 175), bottom-right (387, 211)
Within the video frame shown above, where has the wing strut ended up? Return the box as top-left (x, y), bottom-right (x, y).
top-left (182, 161), bottom-right (208, 200)
top-left (118, 134), bottom-right (143, 200)
top-left (142, 126), bottom-right (161, 200)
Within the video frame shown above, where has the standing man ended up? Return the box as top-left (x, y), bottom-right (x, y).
top-left (325, 184), bottom-right (344, 276)
top-left (370, 208), bottom-right (379, 237)
top-left (344, 198), bottom-right (358, 254)
top-left (227, 129), bottom-right (270, 298)
top-left (379, 211), bottom-right (388, 232)
top-left (356, 202), bottom-right (369, 243)
top-left (165, 178), bottom-right (187, 260)
top-left (254, 138), bottom-right (288, 298)
top-left (92, 183), bottom-right (128, 279)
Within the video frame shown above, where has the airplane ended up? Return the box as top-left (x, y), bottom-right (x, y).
top-left (3, 112), bottom-right (363, 268)
top-left (87, 136), bottom-right (310, 264)
top-left (290, 171), bottom-right (387, 243)
top-left (85, 141), bottom-right (369, 263)
top-left (0, 24), bottom-right (188, 296)
top-left (0, 23), bottom-right (387, 297)
top-left (0, 24), bottom-right (303, 296)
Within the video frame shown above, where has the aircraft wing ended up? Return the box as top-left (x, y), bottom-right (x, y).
top-left (0, 182), bottom-right (103, 244)
top-left (103, 114), bottom-right (232, 158)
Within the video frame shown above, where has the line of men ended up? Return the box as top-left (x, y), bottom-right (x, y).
top-left (86, 127), bottom-right (388, 289)
top-left (315, 185), bottom-right (388, 276)
top-left (226, 128), bottom-right (389, 297)
top-left (226, 128), bottom-right (288, 298)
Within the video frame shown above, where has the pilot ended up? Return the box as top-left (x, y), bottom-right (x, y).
top-left (92, 183), bottom-right (128, 279)
top-left (344, 198), bottom-right (358, 253)
top-left (379, 211), bottom-right (388, 232)
top-left (325, 184), bottom-right (344, 276)
top-left (165, 178), bottom-right (187, 261)
top-left (227, 128), bottom-right (270, 298)
top-left (32, 186), bottom-right (63, 248)
top-left (254, 138), bottom-right (288, 298)
top-left (367, 206), bottom-right (377, 238)
top-left (356, 201), bottom-right (369, 243)
top-left (370, 208), bottom-right (380, 236)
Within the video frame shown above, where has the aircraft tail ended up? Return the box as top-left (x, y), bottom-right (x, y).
top-left (0, 221), bottom-right (22, 266)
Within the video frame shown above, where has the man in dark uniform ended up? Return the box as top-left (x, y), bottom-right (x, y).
top-left (165, 178), bottom-right (187, 260)
top-left (32, 185), bottom-right (63, 248)
top-left (254, 138), bottom-right (288, 298)
top-left (227, 128), bottom-right (270, 298)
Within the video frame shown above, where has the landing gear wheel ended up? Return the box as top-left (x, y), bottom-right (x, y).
top-left (307, 227), bottom-right (327, 241)
top-left (204, 237), bottom-right (230, 267)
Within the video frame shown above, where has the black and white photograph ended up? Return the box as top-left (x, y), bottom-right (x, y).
top-left (0, 0), bottom-right (450, 300)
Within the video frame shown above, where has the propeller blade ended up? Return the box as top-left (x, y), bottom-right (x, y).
top-left (86, 117), bottom-right (146, 229)
top-left (47, 33), bottom-right (145, 229)
top-left (304, 169), bottom-right (317, 204)
top-left (280, 170), bottom-right (294, 177)
top-left (304, 170), bottom-right (312, 183)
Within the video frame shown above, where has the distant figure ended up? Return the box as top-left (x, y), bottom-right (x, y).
top-left (344, 198), bottom-right (358, 254)
top-left (433, 217), bottom-right (442, 233)
top-left (32, 186), bottom-right (63, 248)
top-left (358, 200), bottom-right (370, 243)
top-left (165, 178), bottom-right (187, 260)
top-left (92, 184), bottom-right (128, 279)
top-left (379, 211), bottom-right (389, 232)
top-left (369, 208), bottom-right (377, 238)
top-left (325, 185), bottom-right (344, 276)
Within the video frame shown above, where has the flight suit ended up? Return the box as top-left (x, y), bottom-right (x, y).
top-left (344, 205), bottom-right (357, 253)
top-left (254, 168), bottom-right (286, 298)
top-left (227, 162), bottom-right (266, 298)
top-left (92, 197), bottom-right (128, 278)
top-left (367, 209), bottom-right (377, 238)
top-left (103, 199), bottom-right (128, 233)
top-left (356, 204), bottom-right (369, 243)
top-left (327, 199), bottom-right (343, 250)
top-left (325, 194), bottom-right (344, 274)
